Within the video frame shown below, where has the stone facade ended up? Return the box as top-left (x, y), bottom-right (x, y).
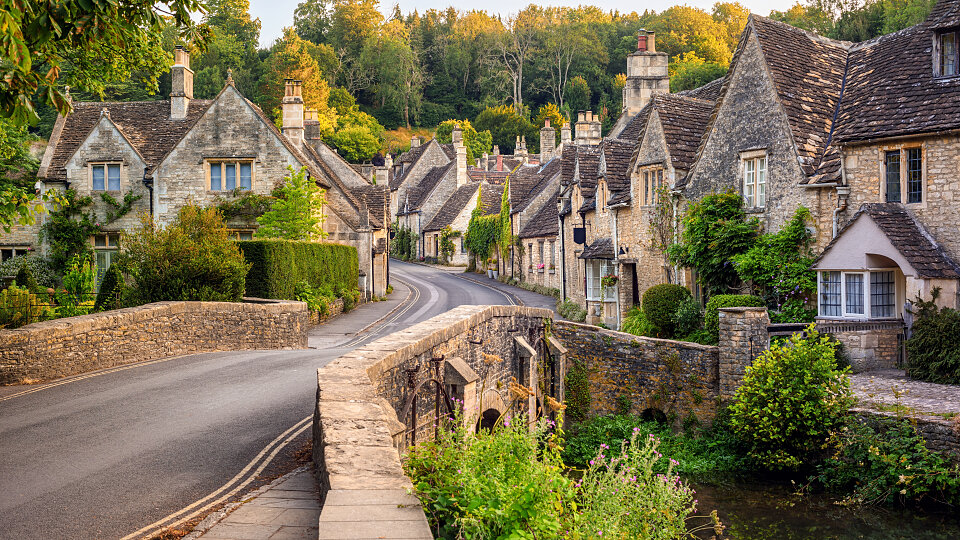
top-left (817, 320), bottom-right (904, 372)
top-left (0, 299), bottom-right (308, 385)
top-left (554, 321), bottom-right (720, 425)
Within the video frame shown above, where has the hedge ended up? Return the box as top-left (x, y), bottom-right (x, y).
top-left (641, 284), bottom-right (691, 338)
top-left (238, 240), bottom-right (358, 300)
top-left (704, 294), bottom-right (765, 344)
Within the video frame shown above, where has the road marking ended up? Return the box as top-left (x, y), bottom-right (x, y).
top-left (404, 271), bottom-right (441, 322)
top-left (340, 274), bottom-right (422, 348)
top-left (120, 415), bottom-right (313, 540)
top-left (454, 273), bottom-right (522, 306)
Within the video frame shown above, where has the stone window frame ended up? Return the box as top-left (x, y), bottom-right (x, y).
top-left (548, 240), bottom-right (556, 273)
top-left (739, 149), bottom-right (767, 209)
top-left (0, 245), bottom-right (32, 262)
top-left (206, 158), bottom-right (255, 192)
top-left (537, 240), bottom-right (545, 273)
top-left (934, 28), bottom-right (960, 78)
top-left (89, 161), bottom-right (123, 192)
top-left (817, 268), bottom-right (902, 320)
top-left (228, 229), bottom-right (255, 241)
top-left (636, 166), bottom-right (665, 206)
top-left (880, 144), bottom-right (926, 207)
top-left (528, 242), bottom-right (534, 273)
top-left (585, 259), bottom-right (617, 302)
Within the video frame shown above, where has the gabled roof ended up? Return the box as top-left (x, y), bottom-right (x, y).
top-left (574, 146), bottom-right (601, 213)
top-left (616, 106), bottom-right (651, 142)
top-left (479, 182), bottom-right (504, 216)
top-left (817, 203), bottom-right (960, 278)
top-left (602, 139), bottom-right (634, 194)
top-left (652, 94), bottom-right (716, 172)
top-left (677, 77), bottom-right (725, 101)
top-left (508, 163), bottom-right (544, 209)
top-left (518, 198), bottom-right (559, 239)
top-left (399, 162), bottom-right (454, 214)
top-left (424, 182), bottom-right (479, 232)
top-left (302, 142), bottom-right (385, 229)
top-left (42, 99), bottom-right (212, 180)
top-left (467, 169), bottom-right (509, 184)
top-left (560, 145), bottom-right (579, 186)
top-left (578, 237), bottom-right (614, 259)
top-left (391, 139), bottom-right (441, 190)
top-left (512, 157), bottom-right (562, 214)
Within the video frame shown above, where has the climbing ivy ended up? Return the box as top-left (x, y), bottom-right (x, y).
top-left (214, 188), bottom-right (275, 220)
top-left (464, 189), bottom-right (500, 263)
top-left (439, 226), bottom-right (459, 264)
top-left (101, 192), bottom-right (142, 223)
top-left (564, 360), bottom-right (591, 423)
top-left (499, 178), bottom-right (512, 260)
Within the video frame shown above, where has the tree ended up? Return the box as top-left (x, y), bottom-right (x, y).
top-left (533, 103), bottom-right (565, 146)
top-left (294, 0), bottom-right (333, 44)
top-left (564, 76), bottom-right (592, 114)
top-left (668, 52), bottom-right (728, 92)
top-left (647, 5), bottom-right (732, 65)
top-left (494, 7), bottom-right (540, 113)
top-left (474, 105), bottom-right (535, 154)
top-left (360, 20), bottom-right (424, 127)
top-left (328, 0), bottom-right (383, 56)
top-left (327, 125), bottom-right (381, 162)
top-left (256, 166), bottom-right (328, 241)
top-left (539, 8), bottom-right (606, 109)
top-left (435, 119), bottom-right (492, 163)
top-left (260, 28), bottom-right (336, 132)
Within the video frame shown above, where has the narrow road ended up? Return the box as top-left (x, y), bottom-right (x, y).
top-left (0, 261), bottom-right (545, 540)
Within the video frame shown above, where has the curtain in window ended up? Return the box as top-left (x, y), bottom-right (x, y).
top-left (107, 164), bottom-right (121, 191)
top-left (225, 163), bottom-right (237, 190)
top-left (240, 163), bottom-right (252, 190)
top-left (845, 273), bottom-right (864, 315)
top-left (211, 164), bottom-right (222, 191)
top-left (942, 32), bottom-right (958, 76)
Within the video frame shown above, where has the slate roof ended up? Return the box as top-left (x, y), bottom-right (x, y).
top-left (652, 95), bottom-right (716, 172)
top-left (424, 182), bottom-right (479, 232)
top-left (479, 182), bottom-right (504, 216)
top-left (616, 106), bottom-right (651, 142)
top-left (818, 203), bottom-right (960, 278)
top-left (508, 164), bottom-right (545, 210)
top-left (513, 157), bottom-right (562, 214)
top-left (603, 139), bottom-right (635, 194)
top-left (835, 9), bottom-right (960, 143)
top-left (399, 162), bottom-right (453, 214)
top-left (578, 237), bottom-right (615, 259)
top-left (43, 99), bottom-right (212, 181)
top-left (678, 77), bottom-right (725, 101)
top-left (518, 199), bottom-right (559, 239)
top-left (391, 141), bottom-right (434, 190)
top-left (467, 169), bottom-right (509, 184)
top-left (302, 142), bottom-right (386, 229)
top-left (560, 145), bottom-right (579, 186)
top-left (574, 146), bottom-right (602, 213)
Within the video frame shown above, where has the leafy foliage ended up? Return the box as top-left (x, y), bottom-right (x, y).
top-left (55, 254), bottom-right (96, 317)
top-left (121, 207), bottom-right (250, 304)
top-left (0, 285), bottom-right (55, 328)
top-left (238, 239), bottom-right (358, 301)
top-left (621, 306), bottom-right (657, 337)
top-left (438, 226), bottom-right (458, 264)
top-left (294, 279), bottom-right (335, 315)
top-left (464, 187), bottom-right (501, 263)
top-left (0, 255), bottom-right (57, 288)
top-left (14, 263), bottom-right (38, 293)
top-left (390, 222), bottom-right (417, 260)
top-left (668, 192), bottom-right (760, 296)
top-left (728, 325), bottom-right (854, 470)
top-left (473, 105), bottom-right (536, 154)
top-left (214, 189), bottom-right (276, 220)
top-left (703, 294), bottom-right (765, 344)
top-left (39, 190), bottom-right (97, 273)
top-left (255, 167), bottom-right (328, 241)
top-left (435, 119), bottom-right (493, 164)
top-left (557, 298), bottom-right (587, 323)
top-left (669, 51), bottom-right (728, 92)
top-left (641, 283), bottom-right (691, 338)
top-left (94, 263), bottom-right (127, 312)
top-left (905, 289), bottom-right (960, 384)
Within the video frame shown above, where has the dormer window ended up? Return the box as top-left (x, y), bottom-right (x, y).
top-left (939, 30), bottom-right (958, 77)
top-left (91, 163), bottom-right (121, 191)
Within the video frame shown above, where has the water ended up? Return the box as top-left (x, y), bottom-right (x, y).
top-left (690, 481), bottom-right (960, 539)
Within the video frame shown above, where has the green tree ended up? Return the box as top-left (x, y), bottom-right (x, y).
top-left (329, 0), bottom-right (383, 56)
top-left (260, 28), bottom-right (336, 132)
top-left (360, 20), bottom-right (424, 128)
top-left (668, 52), bottom-right (728, 92)
top-left (294, 0), bottom-right (333, 44)
top-left (0, 116), bottom-right (41, 232)
top-left (435, 119), bottom-right (492, 163)
top-left (256, 166), bottom-right (328, 241)
top-left (473, 105), bottom-right (535, 154)
top-left (533, 103), bottom-right (565, 147)
top-left (648, 5), bottom-right (732, 65)
top-left (563, 76), bottom-right (592, 114)
top-left (327, 125), bottom-right (380, 162)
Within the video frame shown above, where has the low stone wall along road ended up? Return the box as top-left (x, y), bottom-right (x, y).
top-left (0, 261), bottom-right (557, 540)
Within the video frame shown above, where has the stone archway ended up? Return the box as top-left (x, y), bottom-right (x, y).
top-left (477, 408), bottom-right (502, 431)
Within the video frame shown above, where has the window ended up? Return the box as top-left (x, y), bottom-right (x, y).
top-left (643, 171), bottom-right (649, 205)
top-left (743, 156), bottom-right (766, 208)
top-left (228, 230), bottom-right (254, 241)
top-left (460, 238), bottom-right (466, 254)
top-left (586, 259), bottom-right (616, 301)
top-left (528, 243), bottom-right (533, 271)
top-left (819, 269), bottom-right (899, 319)
top-left (939, 31), bottom-right (958, 77)
top-left (549, 240), bottom-right (555, 270)
top-left (92, 164), bottom-right (121, 191)
top-left (640, 168), bottom-right (664, 205)
top-left (1, 246), bottom-right (31, 261)
top-left (210, 161), bottom-right (252, 191)
top-left (537, 241), bottom-right (545, 271)
top-left (92, 234), bottom-right (120, 287)
top-left (883, 148), bottom-right (922, 204)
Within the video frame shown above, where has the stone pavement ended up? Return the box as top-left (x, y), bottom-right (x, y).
top-left (191, 467), bottom-right (320, 540)
top-left (851, 369), bottom-right (960, 421)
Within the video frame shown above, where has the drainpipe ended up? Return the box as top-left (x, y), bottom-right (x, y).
top-left (142, 168), bottom-right (154, 220)
top-left (612, 206), bottom-right (621, 330)
top-left (558, 199), bottom-right (566, 301)
top-left (833, 163), bottom-right (851, 238)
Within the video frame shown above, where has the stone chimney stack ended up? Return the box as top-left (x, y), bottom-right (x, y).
top-left (410, 135), bottom-right (421, 148)
top-left (375, 166), bottom-right (389, 186)
top-left (561, 122), bottom-right (572, 146)
top-left (170, 46), bottom-right (193, 120)
top-left (623, 29), bottom-right (669, 115)
top-left (384, 153), bottom-right (393, 170)
top-left (481, 152), bottom-right (489, 171)
top-left (575, 111), bottom-right (602, 146)
top-left (540, 118), bottom-right (556, 162)
top-left (281, 79), bottom-right (305, 147)
top-left (452, 123), bottom-right (463, 146)
top-left (496, 154), bottom-right (504, 171)
top-left (452, 124), bottom-right (468, 186)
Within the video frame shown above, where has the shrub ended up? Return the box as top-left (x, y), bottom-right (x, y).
top-left (15, 264), bottom-right (38, 292)
top-left (672, 296), bottom-right (703, 337)
top-left (0, 285), bottom-right (55, 328)
top-left (94, 264), bottom-right (126, 312)
top-left (641, 283), bottom-right (691, 338)
top-left (565, 360), bottom-right (591, 422)
top-left (255, 166), bottom-right (328, 241)
top-left (294, 280), bottom-right (334, 315)
top-left (55, 254), bottom-right (96, 317)
top-left (905, 291), bottom-right (960, 384)
top-left (557, 298), bottom-right (587, 322)
top-left (621, 306), bottom-right (656, 337)
top-left (121, 207), bottom-right (250, 304)
top-left (728, 325), bottom-right (854, 470)
top-left (703, 294), bottom-right (765, 344)
top-left (0, 255), bottom-right (57, 288)
top-left (238, 239), bottom-right (358, 300)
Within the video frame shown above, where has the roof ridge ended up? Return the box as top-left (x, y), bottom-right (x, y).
top-left (750, 13), bottom-right (854, 50)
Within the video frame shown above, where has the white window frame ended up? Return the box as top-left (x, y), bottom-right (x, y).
top-left (817, 268), bottom-right (900, 320)
top-left (742, 152), bottom-right (767, 208)
top-left (91, 233), bottom-right (121, 287)
top-left (586, 259), bottom-right (617, 302)
top-left (90, 162), bottom-right (122, 192)
top-left (208, 160), bottom-right (254, 192)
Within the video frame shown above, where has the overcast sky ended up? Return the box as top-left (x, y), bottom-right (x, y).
top-left (249, 0), bottom-right (800, 48)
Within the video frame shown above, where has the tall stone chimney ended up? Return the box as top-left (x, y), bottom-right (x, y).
top-left (281, 79), bottom-right (305, 147)
top-left (575, 111), bottom-right (601, 146)
top-left (540, 118), bottom-right (556, 162)
top-left (623, 29), bottom-right (669, 115)
top-left (561, 122), bottom-right (572, 146)
top-left (452, 123), bottom-right (463, 145)
top-left (481, 152), bottom-right (489, 171)
top-left (170, 46), bottom-right (193, 120)
top-left (453, 124), bottom-right (467, 187)
top-left (410, 135), bottom-right (421, 148)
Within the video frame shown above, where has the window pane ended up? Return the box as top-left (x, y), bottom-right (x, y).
top-left (211, 164), bottom-right (222, 191)
top-left (108, 235), bottom-right (119, 247)
top-left (94, 235), bottom-right (106, 247)
top-left (225, 163), bottom-right (237, 190)
top-left (757, 157), bottom-right (766, 207)
top-left (885, 151), bottom-right (901, 202)
top-left (845, 273), bottom-right (864, 315)
top-left (744, 160), bottom-right (755, 206)
top-left (643, 172), bottom-right (649, 205)
top-left (942, 32), bottom-right (958, 76)
top-left (108, 164), bottom-right (121, 191)
top-left (93, 165), bottom-right (105, 191)
top-left (239, 232), bottom-right (253, 241)
top-left (240, 163), bottom-right (252, 190)
top-left (820, 271), bottom-right (841, 317)
top-left (870, 271), bottom-right (896, 318)
top-left (907, 148), bottom-right (922, 203)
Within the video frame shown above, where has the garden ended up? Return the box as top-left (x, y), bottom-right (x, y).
top-left (405, 327), bottom-right (960, 539)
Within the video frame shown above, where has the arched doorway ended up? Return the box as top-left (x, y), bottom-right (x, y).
top-left (477, 408), bottom-right (502, 431)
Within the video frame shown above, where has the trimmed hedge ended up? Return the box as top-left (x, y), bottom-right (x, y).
top-left (906, 306), bottom-right (960, 384)
top-left (238, 240), bottom-right (358, 300)
top-left (641, 284), bottom-right (691, 338)
top-left (704, 294), bottom-right (765, 344)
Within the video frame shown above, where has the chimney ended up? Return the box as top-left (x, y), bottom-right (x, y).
top-left (482, 152), bottom-right (489, 171)
top-left (303, 108), bottom-right (321, 140)
top-left (561, 122), bottom-right (572, 146)
top-left (375, 166), bottom-right (389, 186)
top-left (493, 145), bottom-right (500, 156)
top-left (455, 140), bottom-right (467, 187)
top-left (540, 119), bottom-right (556, 162)
top-left (384, 153), bottom-right (393, 170)
top-left (623, 29), bottom-right (669, 116)
top-left (575, 111), bottom-right (602, 146)
top-left (410, 135), bottom-right (421, 148)
top-left (496, 154), bottom-right (504, 171)
top-left (281, 79), bottom-right (305, 147)
top-left (452, 123), bottom-right (463, 146)
top-left (170, 46), bottom-right (193, 120)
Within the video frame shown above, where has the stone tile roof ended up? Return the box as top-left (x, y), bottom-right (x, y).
top-left (560, 145), bottom-right (579, 186)
top-left (616, 107), bottom-right (651, 142)
top-left (518, 199), bottom-right (559, 239)
top-left (467, 169), bottom-right (509, 184)
top-left (508, 163), bottom-right (545, 210)
top-left (424, 182), bottom-right (479, 232)
top-left (578, 237), bottom-right (614, 259)
top-left (819, 203), bottom-right (960, 278)
top-left (574, 146), bottom-right (601, 213)
top-left (400, 162), bottom-right (453, 214)
top-left (440, 143), bottom-right (457, 160)
top-left (302, 143), bottom-right (371, 229)
top-left (750, 15), bottom-right (850, 180)
top-left (652, 94), bottom-right (716, 172)
top-left (513, 157), bottom-right (562, 214)
top-left (43, 99), bottom-right (212, 180)
top-left (677, 77), bottom-right (725, 101)
top-left (603, 139), bottom-right (635, 194)
top-left (835, 10), bottom-right (960, 144)
top-left (397, 142), bottom-right (428, 164)
top-left (479, 182), bottom-right (504, 216)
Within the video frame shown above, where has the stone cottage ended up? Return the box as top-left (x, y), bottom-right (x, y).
top-left (13, 47), bottom-right (389, 296)
top-left (422, 182), bottom-right (503, 265)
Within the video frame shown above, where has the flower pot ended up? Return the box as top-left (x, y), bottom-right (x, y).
top-left (492, 271), bottom-right (499, 279)
top-left (487, 270), bottom-right (493, 278)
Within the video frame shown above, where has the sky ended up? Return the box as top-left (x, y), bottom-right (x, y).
top-left (249, 0), bottom-right (800, 48)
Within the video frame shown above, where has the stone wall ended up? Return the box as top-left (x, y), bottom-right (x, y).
top-left (312, 305), bottom-right (554, 540)
top-left (554, 321), bottom-right (720, 425)
top-left (818, 320), bottom-right (904, 372)
top-left (0, 299), bottom-right (308, 385)
top-left (717, 307), bottom-right (770, 399)
top-left (855, 409), bottom-right (960, 462)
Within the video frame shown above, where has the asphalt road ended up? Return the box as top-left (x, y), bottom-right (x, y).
top-left (0, 261), bottom-right (528, 540)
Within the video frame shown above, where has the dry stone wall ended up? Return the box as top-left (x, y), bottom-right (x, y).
top-left (0, 299), bottom-right (308, 385)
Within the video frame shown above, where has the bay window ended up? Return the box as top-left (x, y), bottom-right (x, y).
top-left (586, 259), bottom-right (616, 301)
top-left (818, 270), bottom-right (898, 319)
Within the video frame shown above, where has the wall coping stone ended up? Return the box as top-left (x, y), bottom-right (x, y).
top-left (556, 320), bottom-right (719, 352)
top-left (718, 306), bottom-right (769, 314)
